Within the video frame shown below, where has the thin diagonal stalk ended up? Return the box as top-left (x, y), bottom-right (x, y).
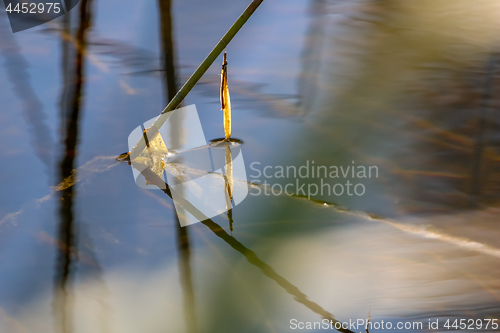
top-left (124, 0), bottom-right (265, 161)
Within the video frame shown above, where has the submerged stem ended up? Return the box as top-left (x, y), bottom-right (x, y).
top-left (221, 51), bottom-right (231, 140)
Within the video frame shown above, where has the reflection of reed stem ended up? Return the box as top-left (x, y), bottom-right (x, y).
top-left (137, 167), bottom-right (354, 333)
top-left (158, 1), bottom-right (198, 332)
top-left (59, 13), bottom-right (71, 136)
top-left (221, 52), bottom-right (232, 140)
top-left (224, 145), bottom-right (234, 233)
top-left (53, 0), bottom-right (95, 332)
top-left (124, 0), bottom-right (265, 161)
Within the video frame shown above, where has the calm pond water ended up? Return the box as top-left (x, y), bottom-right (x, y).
top-left (1, 0), bottom-right (500, 332)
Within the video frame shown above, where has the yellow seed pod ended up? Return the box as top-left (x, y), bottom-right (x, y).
top-left (221, 51), bottom-right (231, 140)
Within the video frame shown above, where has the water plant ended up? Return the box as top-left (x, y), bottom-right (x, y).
top-left (120, 0), bottom-right (264, 162)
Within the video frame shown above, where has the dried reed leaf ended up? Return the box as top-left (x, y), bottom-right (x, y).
top-left (224, 145), bottom-right (234, 232)
top-left (221, 51), bottom-right (231, 140)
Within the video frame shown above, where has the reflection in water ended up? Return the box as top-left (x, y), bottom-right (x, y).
top-left (294, 0), bottom-right (500, 214)
top-left (196, 77), bottom-right (302, 118)
top-left (263, 0), bottom-right (500, 326)
top-left (158, 1), bottom-right (198, 332)
top-left (136, 166), bottom-right (355, 333)
top-left (291, 194), bottom-right (500, 259)
top-left (224, 145), bottom-right (234, 234)
top-left (470, 53), bottom-right (499, 206)
top-left (209, 138), bottom-right (244, 146)
top-left (53, 1), bottom-right (96, 333)
top-left (298, 0), bottom-right (327, 114)
top-left (0, 12), bottom-right (54, 176)
top-left (396, 54), bottom-right (500, 212)
top-left (58, 10), bottom-right (72, 136)
top-left (0, 155), bottom-right (117, 229)
top-left (2, 0), bottom-right (500, 331)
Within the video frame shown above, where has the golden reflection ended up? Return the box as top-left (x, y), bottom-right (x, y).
top-left (140, 131), bottom-right (169, 185)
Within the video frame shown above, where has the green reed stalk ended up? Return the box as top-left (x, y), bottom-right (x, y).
top-left (123, 0), bottom-right (265, 160)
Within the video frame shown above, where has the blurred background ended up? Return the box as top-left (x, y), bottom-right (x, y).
top-left (1, 0), bottom-right (500, 332)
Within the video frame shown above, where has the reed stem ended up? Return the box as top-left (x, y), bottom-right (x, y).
top-left (123, 0), bottom-right (264, 160)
